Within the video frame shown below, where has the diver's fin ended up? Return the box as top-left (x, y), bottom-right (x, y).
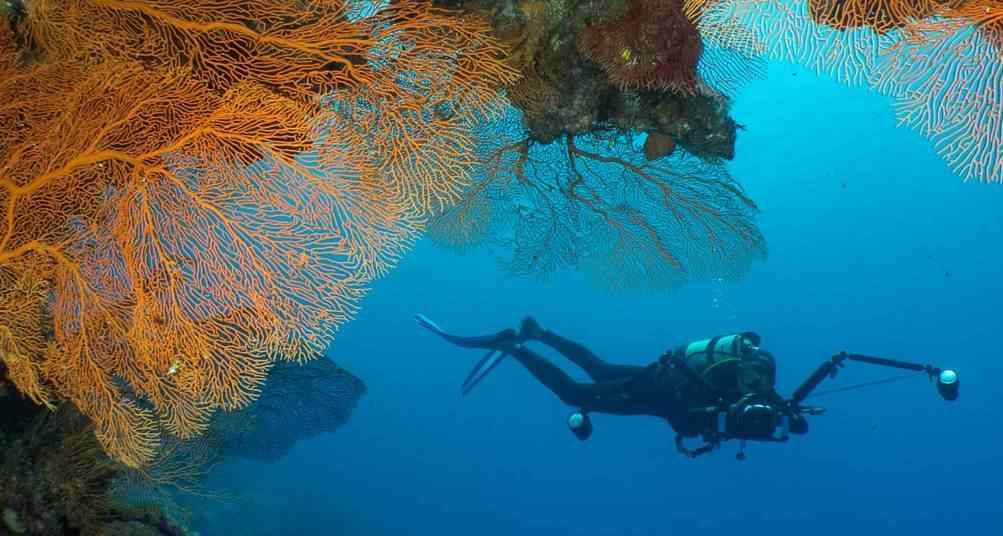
top-left (414, 313), bottom-right (516, 350)
top-left (415, 314), bottom-right (513, 395)
top-left (461, 350), bottom-right (508, 397)
top-left (414, 313), bottom-right (446, 337)
top-left (461, 349), bottom-right (498, 390)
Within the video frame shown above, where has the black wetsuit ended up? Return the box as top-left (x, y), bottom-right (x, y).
top-left (504, 327), bottom-right (795, 441)
top-left (507, 329), bottom-right (704, 433)
top-left (416, 314), bottom-right (788, 440)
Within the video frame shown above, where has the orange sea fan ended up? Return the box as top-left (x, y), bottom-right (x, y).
top-left (807, 0), bottom-right (949, 33)
top-left (0, 1), bottom-right (516, 467)
top-left (687, 0), bottom-right (1003, 183)
top-left (0, 56), bottom-right (395, 466)
top-left (874, 0), bottom-right (1003, 182)
top-left (23, 0), bottom-right (519, 216)
top-left (0, 257), bottom-right (55, 409)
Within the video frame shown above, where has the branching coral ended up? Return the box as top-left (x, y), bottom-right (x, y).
top-left (806, 0), bottom-right (948, 33)
top-left (686, 0), bottom-right (1003, 183)
top-left (874, 0), bottom-right (1003, 182)
top-left (0, 259), bottom-right (54, 409)
top-left (579, 0), bottom-right (705, 93)
top-left (969, 0), bottom-right (1003, 49)
top-left (0, 1), bottom-right (515, 467)
top-left (429, 110), bottom-right (766, 291)
top-left (0, 43), bottom-right (370, 468)
top-left (24, 0), bottom-right (517, 215)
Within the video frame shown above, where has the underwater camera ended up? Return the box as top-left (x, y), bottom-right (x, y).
top-left (729, 399), bottom-right (781, 440)
top-left (719, 396), bottom-right (805, 442)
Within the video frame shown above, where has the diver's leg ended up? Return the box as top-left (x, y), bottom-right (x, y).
top-left (520, 317), bottom-right (643, 381)
top-left (507, 344), bottom-right (648, 415)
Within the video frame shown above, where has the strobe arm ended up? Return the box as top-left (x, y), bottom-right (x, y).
top-left (790, 352), bottom-right (960, 406)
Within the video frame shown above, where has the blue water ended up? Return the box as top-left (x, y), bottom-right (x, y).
top-left (204, 63), bottom-right (1003, 535)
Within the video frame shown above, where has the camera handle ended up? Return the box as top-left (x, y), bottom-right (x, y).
top-left (789, 352), bottom-right (959, 407)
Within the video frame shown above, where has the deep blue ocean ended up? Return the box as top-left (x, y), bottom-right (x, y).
top-left (201, 62), bottom-right (1003, 535)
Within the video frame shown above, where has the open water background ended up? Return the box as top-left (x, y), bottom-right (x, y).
top-left (200, 62), bottom-right (1003, 536)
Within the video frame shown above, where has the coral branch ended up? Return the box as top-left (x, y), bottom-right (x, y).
top-left (689, 0), bottom-right (1003, 183)
top-left (0, 1), bottom-right (515, 467)
top-left (429, 110), bottom-right (766, 292)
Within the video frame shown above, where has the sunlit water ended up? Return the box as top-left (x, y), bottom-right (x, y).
top-left (200, 62), bottom-right (1003, 536)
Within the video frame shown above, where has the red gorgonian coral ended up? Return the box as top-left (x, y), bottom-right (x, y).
top-left (579, 0), bottom-right (704, 93)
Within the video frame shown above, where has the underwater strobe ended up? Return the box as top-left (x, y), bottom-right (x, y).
top-left (568, 411), bottom-right (593, 441)
top-left (792, 352), bottom-right (961, 406)
top-left (936, 369), bottom-right (960, 401)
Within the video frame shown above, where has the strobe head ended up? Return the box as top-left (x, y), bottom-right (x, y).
top-left (936, 369), bottom-right (959, 401)
top-left (568, 411), bottom-right (593, 441)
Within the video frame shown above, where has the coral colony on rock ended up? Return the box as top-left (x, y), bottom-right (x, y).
top-left (1, 0), bottom-right (1000, 534)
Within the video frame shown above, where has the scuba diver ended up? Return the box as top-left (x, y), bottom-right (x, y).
top-left (415, 314), bottom-right (959, 460)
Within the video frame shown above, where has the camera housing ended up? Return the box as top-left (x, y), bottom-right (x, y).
top-left (717, 396), bottom-right (794, 442)
top-left (731, 401), bottom-right (780, 439)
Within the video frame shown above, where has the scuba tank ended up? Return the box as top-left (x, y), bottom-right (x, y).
top-left (677, 332), bottom-right (776, 397)
top-left (681, 332), bottom-right (761, 370)
top-left (671, 333), bottom-right (792, 448)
